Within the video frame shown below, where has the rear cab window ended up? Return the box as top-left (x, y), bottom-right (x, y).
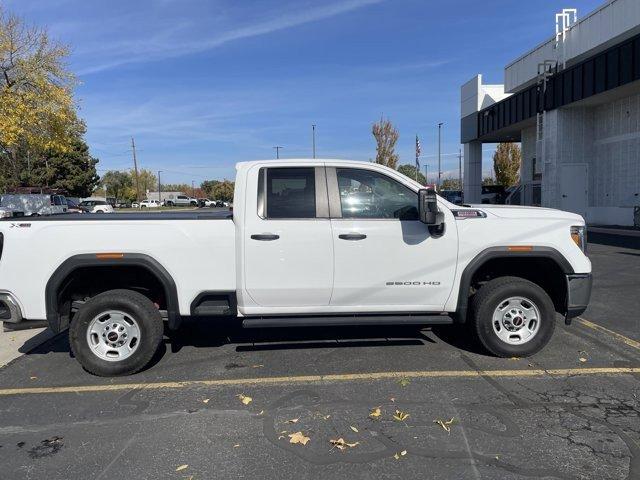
top-left (258, 167), bottom-right (317, 219)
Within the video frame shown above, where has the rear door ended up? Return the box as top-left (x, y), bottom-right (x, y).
top-left (243, 166), bottom-right (334, 307)
top-left (327, 165), bottom-right (458, 310)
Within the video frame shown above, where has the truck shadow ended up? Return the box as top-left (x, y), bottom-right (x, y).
top-left (163, 318), bottom-right (487, 356)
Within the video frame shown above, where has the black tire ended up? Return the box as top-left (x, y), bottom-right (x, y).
top-left (69, 289), bottom-right (164, 376)
top-left (470, 276), bottom-right (555, 357)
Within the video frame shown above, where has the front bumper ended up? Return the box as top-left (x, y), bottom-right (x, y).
top-left (565, 273), bottom-right (592, 319)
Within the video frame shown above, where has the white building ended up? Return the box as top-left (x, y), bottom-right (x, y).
top-left (461, 0), bottom-right (640, 226)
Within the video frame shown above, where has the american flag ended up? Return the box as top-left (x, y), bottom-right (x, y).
top-left (415, 135), bottom-right (421, 157)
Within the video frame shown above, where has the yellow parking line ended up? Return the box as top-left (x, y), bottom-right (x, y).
top-left (578, 317), bottom-right (640, 350)
top-left (0, 367), bottom-right (638, 397)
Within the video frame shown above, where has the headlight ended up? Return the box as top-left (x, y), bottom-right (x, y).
top-left (570, 225), bottom-right (587, 253)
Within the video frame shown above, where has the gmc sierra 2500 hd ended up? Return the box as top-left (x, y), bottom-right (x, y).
top-left (0, 160), bottom-right (592, 376)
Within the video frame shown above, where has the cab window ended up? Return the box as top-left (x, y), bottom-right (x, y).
top-left (336, 168), bottom-right (418, 220)
top-left (259, 167), bottom-right (316, 219)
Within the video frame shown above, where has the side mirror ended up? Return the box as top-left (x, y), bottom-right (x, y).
top-left (419, 188), bottom-right (439, 225)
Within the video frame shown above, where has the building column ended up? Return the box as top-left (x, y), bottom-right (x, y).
top-left (463, 141), bottom-right (482, 203)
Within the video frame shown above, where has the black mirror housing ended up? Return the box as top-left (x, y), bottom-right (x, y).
top-left (419, 188), bottom-right (439, 225)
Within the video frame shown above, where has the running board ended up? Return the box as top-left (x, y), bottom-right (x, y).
top-left (242, 314), bottom-right (453, 329)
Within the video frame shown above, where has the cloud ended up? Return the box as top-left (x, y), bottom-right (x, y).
top-left (73, 0), bottom-right (385, 75)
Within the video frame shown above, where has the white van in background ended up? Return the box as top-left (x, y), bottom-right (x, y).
top-left (0, 194), bottom-right (68, 216)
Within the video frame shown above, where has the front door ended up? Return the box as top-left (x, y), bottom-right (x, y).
top-left (559, 164), bottom-right (588, 217)
top-left (328, 166), bottom-right (458, 311)
top-left (243, 166), bottom-right (333, 307)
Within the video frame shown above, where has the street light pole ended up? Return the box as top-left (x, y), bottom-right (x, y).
top-left (273, 146), bottom-right (283, 159)
top-left (437, 123), bottom-right (443, 189)
top-left (158, 171), bottom-right (162, 204)
top-left (312, 124), bottom-right (316, 159)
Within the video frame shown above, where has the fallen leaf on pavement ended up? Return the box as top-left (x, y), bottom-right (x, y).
top-left (433, 417), bottom-right (456, 433)
top-left (323, 415), bottom-right (331, 420)
top-left (369, 407), bottom-right (381, 419)
top-left (237, 394), bottom-right (252, 405)
top-left (330, 438), bottom-right (360, 451)
top-left (350, 425), bottom-right (358, 433)
top-left (390, 397), bottom-right (395, 403)
top-left (393, 450), bottom-right (407, 459)
top-left (257, 410), bottom-right (264, 416)
top-left (252, 364), bottom-right (264, 368)
top-left (233, 444), bottom-right (240, 448)
top-left (398, 378), bottom-right (410, 387)
top-left (29, 376), bottom-right (37, 380)
top-left (393, 410), bottom-right (410, 422)
top-left (288, 432), bottom-right (310, 446)
top-left (286, 418), bottom-right (299, 424)
top-left (202, 398), bottom-right (210, 404)
top-left (175, 464), bottom-right (188, 472)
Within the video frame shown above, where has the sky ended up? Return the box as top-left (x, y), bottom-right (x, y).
top-left (4, 0), bottom-right (604, 185)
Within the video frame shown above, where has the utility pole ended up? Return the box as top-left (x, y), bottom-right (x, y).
top-left (158, 171), bottom-right (162, 204)
top-left (131, 137), bottom-right (141, 202)
top-left (273, 146), bottom-right (283, 159)
top-left (191, 180), bottom-right (195, 197)
top-left (424, 164), bottom-right (428, 186)
top-left (437, 123), bottom-right (443, 189)
top-left (458, 148), bottom-right (463, 192)
top-left (312, 125), bottom-right (316, 159)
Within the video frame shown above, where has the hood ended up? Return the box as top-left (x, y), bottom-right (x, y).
top-left (470, 204), bottom-right (585, 223)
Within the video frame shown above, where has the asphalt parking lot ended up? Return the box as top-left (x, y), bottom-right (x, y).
top-left (0, 229), bottom-right (639, 480)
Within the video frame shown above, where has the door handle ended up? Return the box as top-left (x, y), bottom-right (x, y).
top-left (251, 233), bottom-right (280, 241)
top-left (339, 233), bottom-right (367, 241)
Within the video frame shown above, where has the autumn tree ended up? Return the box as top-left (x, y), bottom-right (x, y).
top-left (372, 118), bottom-right (399, 169)
top-left (212, 180), bottom-right (234, 202)
top-left (135, 169), bottom-right (157, 196)
top-left (397, 164), bottom-right (426, 185)
top-left (493, 142), bottom-right (521, 186)
top-left (201, 180), bottom-right (220, 198)
top-left (0, 9), bottom-right (83, 188)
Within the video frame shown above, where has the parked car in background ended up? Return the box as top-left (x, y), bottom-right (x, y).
top-left (115, 202), bottom-right (132, 208)
top-left (0, 194), bottom-right (67, 216)
top-left (164, 195), bottom-right (198, 207)
top-left (79, 200), bottom-right (114, 213)
top-left (65, 198), bottom-right (88, 214)
top-left (198, 198), bottom-right (216, 207)
top-left (140, 199), bottom-right (161, 208)
top-left (0, 206), bottom-right (24, 218)
top-left (131, 202), bottom-right (140, 208)
top-left (481, 185), bottom-right (507, 204)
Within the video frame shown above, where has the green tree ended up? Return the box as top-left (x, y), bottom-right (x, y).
top-left (0, 8), bottom-right (83, 188)
top-left (492, 142), bottom-right (521, 186)
top-left (397, 164), bottom-right (426, 185)
top-left (212, 180), bottom-right (234, 202)
top-left (29, 134), bottom-right (99, 197)
top-left (101, 170), bottom-right (132, 202)
top-left (482, 176), bottom-right (496, 186)
top-left (372, 117), bottom-right (399, 169)
top-left (440, 178), bottom-right (461, 190)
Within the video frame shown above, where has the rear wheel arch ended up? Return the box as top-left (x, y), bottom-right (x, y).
top-left (45, 253), bottom-right (180, 333)
top-left (455, 247), bottom-right (573, 322)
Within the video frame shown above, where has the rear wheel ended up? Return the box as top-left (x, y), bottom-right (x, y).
top-left (470, 276), bottom-right (555, 357)
top-left (69, 289), bottom-right (164, 376)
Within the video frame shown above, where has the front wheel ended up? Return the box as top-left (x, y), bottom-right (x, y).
top-left (69, 289), bottom-right (164, 376)
top-left (470, 276), bottom-right (555, 357)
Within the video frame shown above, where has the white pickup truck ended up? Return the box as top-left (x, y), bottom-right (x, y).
top-left (0, 160), bottom-right (592, 376)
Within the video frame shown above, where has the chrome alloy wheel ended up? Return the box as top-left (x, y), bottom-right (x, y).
top-left (86, 310), bottom-right (141, 361)
top-left (491, 296), bottom-right (541, 345)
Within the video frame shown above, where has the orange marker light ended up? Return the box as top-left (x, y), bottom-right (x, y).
top-left (507, 246), bottom-right (533, 252)
top-left (95, 253), bottom-right (124, 260)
